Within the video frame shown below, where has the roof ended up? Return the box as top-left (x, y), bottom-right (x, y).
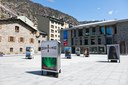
top-left (62, 19), bottom-right (128, 30)
top-left (43, 16), bottom-right (64, 25)
top-left (39, 31), bottom-right (47, 35)
top-left (0, 18), bottom-right (37, 31)
top-left (17, 16), bottom-right (37, 30)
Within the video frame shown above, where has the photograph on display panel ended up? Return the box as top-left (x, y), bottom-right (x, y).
top-left (107, 44), bottom-right (120, 61)
top-left (42, 57), bottom-right (57, 71)
top-left (83, 48), bottom-right (89, 57)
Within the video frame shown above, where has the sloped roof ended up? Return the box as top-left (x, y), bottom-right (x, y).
top-left (0, 18), bottom-right (37, 31)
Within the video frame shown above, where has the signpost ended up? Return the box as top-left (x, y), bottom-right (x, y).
top-left (41, 40), bottom-right (61, 77)
top-left (107, 44), bottom-right (120, 63)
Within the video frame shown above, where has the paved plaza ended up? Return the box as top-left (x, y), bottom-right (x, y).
top-left (0, 54), bottom-right (128, 85)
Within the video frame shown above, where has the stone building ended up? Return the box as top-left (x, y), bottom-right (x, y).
top-left (60, 19), bottom-right (128, 54)
top-left (0, 18), bottom-right (46, 54)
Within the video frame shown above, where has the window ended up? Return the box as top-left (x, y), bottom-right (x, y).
top-left (98, 47), bottom-right (104, 53)
top-left (78, 29), bottom-right (83, 36)
top-left (90, 47), bottom-right (97, 53)
top-left (10, 48), bottom-right (13, 52)
top-left (51, 25), bottom-right (54, 28)
top-left (92, 28), bottom-right (96, 35)
top-left (19, 37), bottom-right (24, 42)
top-left (15, 26), bottom-right (19, 32)
top-left (91, 38), bottom-right (95, 45)
top-left (30, 38), bottom-right (34, 43)
top-left (106, 26), bottom-right (113, 35)
top-left (98, 37), bottom-right (101, 44)
top-left (38, 40), bottom-right (40, 43)
top-left (55, 35), bottom-right (57, 37)
top-left (55, 31), bottom-right (57, 33)
top-left (85, 28), bottom-right (89, 36)
top-left (84, 38), bottom-right (88, 45)
top-left (20, 48), bottom-right (23, 52)
top-left (0, 36), bottom-right (1, 42)
top-left (51, 29), bottom-right (54, 33)
top-left (106, 37), bottom-right (112, 44)
top-left (71, 38), bottom-right (74, 45)
top-left (80, 39), bottom-right (82, 45)
top-left (75, 39), bottom-right (78, 45)
top-left (9, 36), bottom-right (15, 42)
top-left (99, 27), bottom-right (105, 34)
top-left (51, 34), bottom-right (54, 37)
top-left (38, 47), bottom-right (41, 51)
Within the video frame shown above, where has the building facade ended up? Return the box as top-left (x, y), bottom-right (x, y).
top-left (60, 19), bottom-right (128, 54)
top-left (0, 18), bottom-right (46, 54)
top-left (38, 16), bottom-right (69, 41)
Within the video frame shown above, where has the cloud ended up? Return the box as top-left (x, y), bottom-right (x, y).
top-left (97, 8), bottom-right (101, 10)
top-left (108, 10), bottom-right (113, 15)
top-left (47, 0), bottom-right (54, 2)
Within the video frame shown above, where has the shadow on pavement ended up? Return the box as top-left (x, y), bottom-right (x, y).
top-left (26, 71), bottom-right (42, 76)
top-left (26, 71), bottom-right (58, 78)
top-left (96, 61), bottom-right (109, 63)
top-left (97, 61), bottom-right (119, 63)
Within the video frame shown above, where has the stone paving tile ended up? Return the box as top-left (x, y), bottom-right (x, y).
top-left (0, 54), bottom-right (128, 85)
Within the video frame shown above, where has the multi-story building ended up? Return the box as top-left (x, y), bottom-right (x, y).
top-left (0, 17), bottom-right (47, 54)
top-left (38, 16), bottom-right (69, 41)
top-left (60, 19), bottom-right (128, 54)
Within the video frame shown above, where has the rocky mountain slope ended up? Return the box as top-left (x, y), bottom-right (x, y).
top-left (0, 0), bottom-right (79, 25)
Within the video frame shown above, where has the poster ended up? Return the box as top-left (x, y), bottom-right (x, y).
top-left (63, 30), bottom-right (68, 46)
top-left (107, 44), bottom-right (120, 62)
top-left (41, 41), bottom-right (58, 57)
top-left (83, 48), bottom-right (89, 57)
top-left (64, 47), bottom-right (71, 58)
top-left (42, 57), bottom-right (57, 71)
top-left (26, 47), bottom-right (34, 59)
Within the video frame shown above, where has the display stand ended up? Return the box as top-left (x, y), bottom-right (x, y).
top-left (64, 47), bottom-right (71, 59)
top-left (75, 47), bottom-right (80, 56)
top-left (107, 44), bottom-right (120, 63)
top-left (41, 40), bottom-right (61, 78)
top-left (26, 47), bottom-right (34, 59)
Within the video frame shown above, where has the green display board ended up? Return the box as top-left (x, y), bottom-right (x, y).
top-left (42, 57), bottom-right (57, 71)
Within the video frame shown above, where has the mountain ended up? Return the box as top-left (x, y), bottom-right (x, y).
top-left (0, 0), bottom-right (79, 25)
